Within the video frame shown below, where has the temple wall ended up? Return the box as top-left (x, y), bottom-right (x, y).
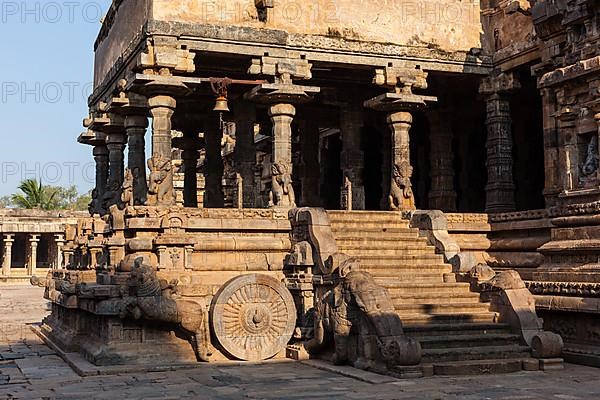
top-left (151, 0), bottom-right (483, 54)
top-left (94, 0), bottom-right (151, 87)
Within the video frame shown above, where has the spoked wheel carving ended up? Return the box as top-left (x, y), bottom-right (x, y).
top-left (210, 274), bottom-right (297, 361)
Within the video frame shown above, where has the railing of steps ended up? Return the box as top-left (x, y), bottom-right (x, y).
top-left (285, 207), bottom-right (421, 376)
top-left (408, 210), bottom-right (565, 368)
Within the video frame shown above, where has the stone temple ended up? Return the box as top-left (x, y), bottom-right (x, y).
top-left (10, 0), bottom-right (600, 377)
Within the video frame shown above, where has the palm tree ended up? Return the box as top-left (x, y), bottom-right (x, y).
top-left (11, 179), bottom-right (58, 210)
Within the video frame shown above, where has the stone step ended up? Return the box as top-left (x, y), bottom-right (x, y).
top-left (400, 312), bottom-right (497, 325)
top-left (415, 333), bottom-right (523, 350)
top-left (383, 282), bottom-right (471, 295)
top-left (390, 292), bottom-right (482, 303)
top-left (395, 302), bottom-right (490, 315)
top-left (328, 210), bottom-right (407, 222)
top-left (349, 254), bottom-right (446, 264)
top-left (335, 237), bottom-right (429, 247)
top-left (419, 358), bottom-right (530, 376)
top-left (374, 273), bottom-right (445, 284)
top-left (330, 222), bottom-right (412, 231)
top-left (404, 322), bottom-right (512, 337)
top-left (365, 264), bottom-right (453, 274)
top-left (331, 227), bottom-right (417, 237)
top-left (337, 242), bottom-right (437, 252)
top-left (421, 345), bottom-right (531, 363)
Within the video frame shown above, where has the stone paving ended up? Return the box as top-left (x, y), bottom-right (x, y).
top-left (1, 285), bottom-right (600, 400)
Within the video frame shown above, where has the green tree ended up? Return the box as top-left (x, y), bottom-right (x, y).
top-left (11, 179), bottom-right (59, 210)
top-left (8, 180), bottom-right (92, 211)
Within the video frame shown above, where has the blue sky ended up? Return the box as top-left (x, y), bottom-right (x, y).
top-left (0, 1), bottom-right (112, 196)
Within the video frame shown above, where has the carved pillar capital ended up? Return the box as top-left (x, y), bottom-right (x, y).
top-left (479, 72), bottom-right (521, 97)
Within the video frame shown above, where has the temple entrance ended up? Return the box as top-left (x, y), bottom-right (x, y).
top-left (319, 129), bottom-right (343, 210)
top-left (363, 113), bottom-right (385, 210)
top-left (38, 234), bottom-right (50, 268)
top-left (511, 66), bottom-right (545, 211)
top-left (11, 234), bottom-right (26, 268)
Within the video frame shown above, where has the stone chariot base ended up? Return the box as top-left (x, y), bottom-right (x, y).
top-left (39, 304), bottom-right (200, 366)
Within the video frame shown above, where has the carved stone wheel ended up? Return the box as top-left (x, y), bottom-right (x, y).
top-left (210, 274), bottom-right (297, 361)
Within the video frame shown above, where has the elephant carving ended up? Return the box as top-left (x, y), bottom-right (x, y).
top-left (306, 271), bottom-right (421, 372)
top-left (119, 259), bottom-right (210, 362)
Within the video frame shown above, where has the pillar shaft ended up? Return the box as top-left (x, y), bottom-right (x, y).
top-left (106, 134), bottom-right (126, 191)
top-left (2, 235), bottom-right (13, 277)
top-left (92, 145), bottom-right (109, 212)
top-left (340, 105), bottom-right (365, 210)
top-left (300, 118), bottom-right (321, 207)
top-left (387, 111), bottom-right (415, 211)
top-left (55, 234), bottom-right (65, 269)
top-left (28, 234), bottom-right (39, 276)
top-left (125, 115), bottom-right (149, 205)
top-left (484, 93), bottom-right (516, 213)
top-left (234, 102), bottom-right (257, 208)
top-left (428, 111), bottom-right (457, 211)
top-left (204, 115), bottom-right (225, 208)
top-left (181, 148), bottom-right (199, 208)
top-left (148, 95), bottom-right (176, 206)
top-left (268, 103), bottom-right (297, 208)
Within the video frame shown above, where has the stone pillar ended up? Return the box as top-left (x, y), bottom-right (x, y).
top-left (300, 117), bottom-right (321, 207)
top-left (55, 234), bottom-right (65, 269)
top-left (480, 73), bottom-right (519, 213)
top-left (148, 95), bottom-right (176, 206)
top-left (234, 101), bottom-right (257, 208)
top-left (204, 114), bottom-right (225, 208)
top-left (28, 234), bottom-right (40, 276)
top-left (540, 89), bottom-right (560, 205)
top-left (340, 105), bottom-right (366, 210)
top-left (267, 103), bottom-right (297, 208)
top-left (593, 112), bottom-right (600, 182)
top-left (106, 132), bottom-right (127, 196)
top-left (125, 114), bottom-right (149, 205)
top-left (387, 112), bottom-right (416, 210)
top-left (181, 147), bottom-right (200, 208)
top-left (483, 93), bottom-right (516, 212)
top-left (93, 145), bottom-right (109, 210)
top-left (427, 110), bottom-right (457, 211)
top-left (364, 66), bottom-right (437, 211)
top-left (2, 235), bottom-right (13, 277)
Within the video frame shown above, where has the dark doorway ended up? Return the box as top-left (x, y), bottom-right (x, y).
top-left (511, 66), bottom-right (546, 211)
top-left (320, 130), bottom-right (343, 210)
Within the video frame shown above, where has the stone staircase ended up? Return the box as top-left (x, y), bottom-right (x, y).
top-left (328, 211), bottom-right (534, 376)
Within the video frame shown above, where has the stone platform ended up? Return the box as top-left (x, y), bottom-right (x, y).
top-left (1, 286), bottom-right (600, 399)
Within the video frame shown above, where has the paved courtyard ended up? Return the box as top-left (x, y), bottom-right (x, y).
top-left (0, 285), bottom-right (599, 400)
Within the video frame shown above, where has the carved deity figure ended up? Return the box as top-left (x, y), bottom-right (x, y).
top-left (269, 161), bottom-right (296, 208)
top-left (121, 169), bottom-right (134, 207)
top-left (147, 155), bottom-right (173, 206)
top-left (580, 135), bottom-right (599, 184)
top-left (389, 162), bottom-right (414, 210)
